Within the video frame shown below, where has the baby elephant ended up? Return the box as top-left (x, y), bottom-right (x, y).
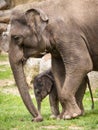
top-left (33, 69), bottom-right (94, 119)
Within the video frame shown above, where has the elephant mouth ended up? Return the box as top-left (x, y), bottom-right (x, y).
top-left (40, 51), bottom-right (47, 55)
top-left (23, 51), bottom-right (47, 59)
top-left (34, 51), bottom-right (47, 58)
top-left (36, 97), bottom-right (42, 103)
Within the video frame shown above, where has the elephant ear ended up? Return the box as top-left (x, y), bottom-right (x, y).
top-left (44, 74), bottom-right (54, 93)
top-left (25, 8), bottom-right (49, 41)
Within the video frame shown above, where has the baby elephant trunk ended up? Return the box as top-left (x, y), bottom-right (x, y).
top-left (36, 97), bottom-right (41, 113)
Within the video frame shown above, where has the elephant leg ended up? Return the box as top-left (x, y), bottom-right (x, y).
top-left (49, 85), bottom-right (60, 119)
top-left (52, 39), bottom-right (92, 120)
top-left (75, 76), bottom-right (87, 115)
top-left (60, 74), bottom-right (84, 119)
top-left (60, 61), bottom-right (92, 119)
top-left (52, 56), bottom-right (66, 117)
top-left (52, 56), bottom-right (86, 119)
top-left (56, 36), bottom-right (93, 119)
top-left (52, 56), bottom-right (82, 119)
top-left (51, 55), bottom-right (65, 95)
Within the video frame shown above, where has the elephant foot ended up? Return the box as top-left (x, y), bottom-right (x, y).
top-left (60, 97), bottom-right (82, 120)
top-left (56, 109), bottom-right (65, 120)
top-left (62, 106), bottom-right (82, 120)
top-left (32, 115), bottom-right (43, 122)
top-left (50, 113), bottom-right (60, 119)
top-left (81, 109), bottom-right (85, 116)
top-left (62, 110), bottom-right (81, 120)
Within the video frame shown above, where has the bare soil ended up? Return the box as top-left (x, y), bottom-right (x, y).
top-left (41, 125), bottom-right (64, 130)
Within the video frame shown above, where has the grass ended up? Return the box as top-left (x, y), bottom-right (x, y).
top-left (0, 54), bottom-right (8, 61)
top-left (0, 91), bottom-right (98, 130)
top-left (0, 64), bottom-right (13, 79)
top-left (0, 53), bottom-right (98, 130)
top-left (0, 53), bottom-right (13, 80)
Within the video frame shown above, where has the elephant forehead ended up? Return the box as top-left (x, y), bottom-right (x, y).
top-left (10, 21), bottom-right (30, 36)
top-left (10, 12), bottom-right (28, 33)
top-left (34, 80), bottom-right (42, 88)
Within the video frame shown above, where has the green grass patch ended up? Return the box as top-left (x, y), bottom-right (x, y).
top-left (0, 91), bottom-right (98, 130)
top-left (0, 53), bottom-right (8, 61)
top-left (0, 53), bottom-right (13, 80)
top-left (0, 64), bottom-right (13, 79)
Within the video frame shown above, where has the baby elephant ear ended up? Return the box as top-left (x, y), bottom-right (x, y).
top-left (44, 75), bottom-right (53, 93)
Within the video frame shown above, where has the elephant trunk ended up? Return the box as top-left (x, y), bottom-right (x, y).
top-left (37, 99), bottom-right (41, 113)
top-left (9, 54), bottom-right (39, 118)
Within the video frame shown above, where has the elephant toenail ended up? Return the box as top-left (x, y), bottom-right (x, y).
top-left (72, 113), bottom-right (78, 118)
top-left (64, 115), bottom-right (71, 120)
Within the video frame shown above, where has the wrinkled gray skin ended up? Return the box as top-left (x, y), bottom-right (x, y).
top-left (9, 0), bottom-right (98, 121)
top-left (33, 69), bottom-right (94, 119)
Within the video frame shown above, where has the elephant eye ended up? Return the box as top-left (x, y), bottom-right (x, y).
top-left (12, 35), bottom-right (23, 45)
top-left (12, 35), bottom-right (20, 40)
top-left (35, 89), bottom-right (40, 94)
top-left (37, 91), bottom-right (40, 94)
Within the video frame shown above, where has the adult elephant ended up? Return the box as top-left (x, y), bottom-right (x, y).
top-left (9, 0), bottom-right (97, 121)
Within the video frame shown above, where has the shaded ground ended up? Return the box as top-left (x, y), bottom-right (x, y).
top-left (1, 84), bottom-right (19, 96)
top-left (41, 126), bottom-right (65, 130)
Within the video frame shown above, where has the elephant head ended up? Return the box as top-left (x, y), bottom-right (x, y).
top-left (9, 8), bottom-right (49, 121)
